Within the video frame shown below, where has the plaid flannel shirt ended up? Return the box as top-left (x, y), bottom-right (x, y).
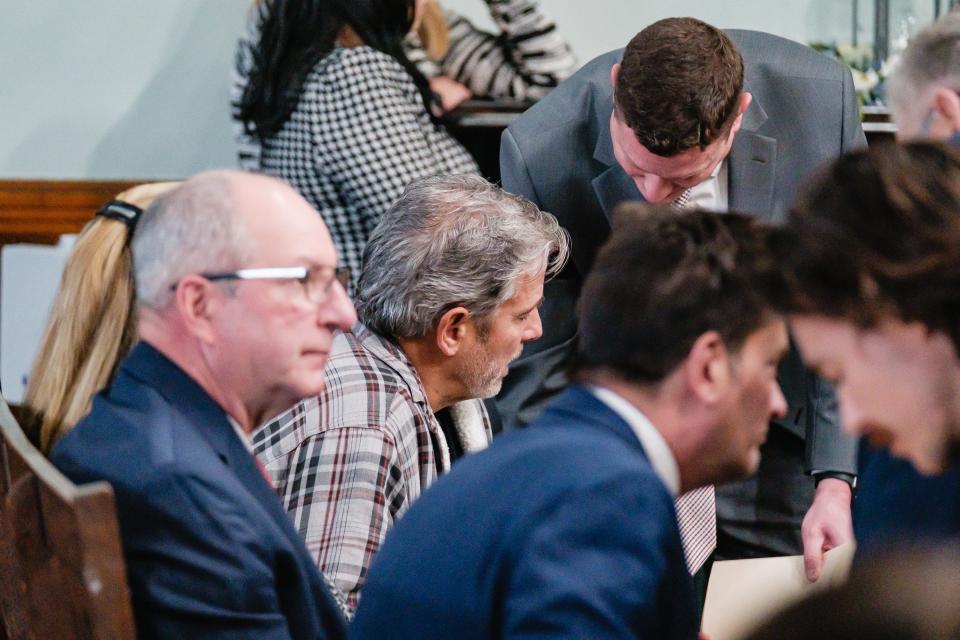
top-left (252, 323), bottom-right (492, 611)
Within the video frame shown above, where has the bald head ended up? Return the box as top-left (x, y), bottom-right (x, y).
top-left (132, 169), bottom-right (356, 428)
top-left (133, 170), bottom-right (330, 310)
top-left (229, 172), bottom-right (337, 275)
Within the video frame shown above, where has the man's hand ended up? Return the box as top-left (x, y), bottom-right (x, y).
top-left (801, 478), bottom-right (853, 581)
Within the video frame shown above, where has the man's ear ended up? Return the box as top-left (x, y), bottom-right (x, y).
top-left (434, 306), bottom-right (472, 357)
top-left (729, 92), bottom-right (753, 137)
top-left (933, 87), bottom-right (960, 133)
top-left (683, 330), bottom-right (731, 404)
top-left (174, 275), bottom-right (222, 345)
top-left (610, 62), bottom-right (620, 89)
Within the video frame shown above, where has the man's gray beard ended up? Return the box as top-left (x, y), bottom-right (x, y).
top-left (458, 356), bottom-right (505, 400)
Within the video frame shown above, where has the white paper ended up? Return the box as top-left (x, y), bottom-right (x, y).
top-left (701, 543), bottom-right (855, 640)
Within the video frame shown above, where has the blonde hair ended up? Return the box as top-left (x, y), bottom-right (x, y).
top-left (417, 0), bottom-right (450, 61)
top-left (22, 182), bottom-right (178, 454)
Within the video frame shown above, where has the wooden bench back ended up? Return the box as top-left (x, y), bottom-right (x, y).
top-left (0, 398), bottom-right (134, 640)
top-left (0, 180), bottom-right (139, 246)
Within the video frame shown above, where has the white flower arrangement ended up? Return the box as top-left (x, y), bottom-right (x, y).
top-left (810, 15), bottom-right (914, 108)
top-left (809, 41), bottom-right (890, 106)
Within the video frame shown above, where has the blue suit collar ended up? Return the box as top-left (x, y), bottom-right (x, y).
top-left (591, 84), bottom-right (642, 225)
top-left (119, 342), bottom-right (279, 510)
top-left (122, 342), bottom-right (237, 456)
top-left (538, 385), bottom-right (651, 462)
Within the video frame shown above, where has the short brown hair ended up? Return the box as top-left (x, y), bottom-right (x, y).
top-left (574, 205), bottom-right (782, 384)
top-left (615, 17), bottom-right (744, 156)
top-left (776, 142), bottom-right (960, 352)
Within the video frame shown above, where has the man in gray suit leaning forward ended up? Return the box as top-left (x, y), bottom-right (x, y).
top-left (497, 17), bottom-right (862, 583)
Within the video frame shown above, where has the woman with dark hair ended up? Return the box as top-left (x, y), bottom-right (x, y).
top-left (232, 0), bottom-right (478, 291)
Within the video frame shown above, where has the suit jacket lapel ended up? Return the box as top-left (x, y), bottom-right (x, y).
top-left (592, 166), bottom-right (643, 225)
top-left (542, 385), bottom-right (650, 461)
top-left (591, 110), bottom-right (643, 226)
top-left (120, 343), bottom-right (345, 628)
top-left (126, 343), bottom-right (296, 528)
top-left (728, 94), bottom-right (778, 221)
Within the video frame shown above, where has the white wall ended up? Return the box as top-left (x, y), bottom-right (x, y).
top-left (0, 0), bottom-right (937, 180)
top-left (1, 1), bottom-right (249, 179)
top-left (446, 0), bottom-right (861, 63)
top-left (446, 0), bottom-right (942, 62)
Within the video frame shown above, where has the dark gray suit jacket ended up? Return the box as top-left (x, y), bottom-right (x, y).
top-left (498, 30), bottom-right (863, 555)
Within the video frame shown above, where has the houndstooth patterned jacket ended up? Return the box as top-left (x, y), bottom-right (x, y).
top-left (232, 17), bottom-right (479, 292)
top-left (251, 324), bottom-right (492, 612)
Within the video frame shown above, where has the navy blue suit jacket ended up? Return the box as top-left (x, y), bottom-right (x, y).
top-left (351, 385), bottom-right (698, 639)
top-left (52, 342), bottom-right (347, 640)
top-left (854, 442), bottom-right (960, 556)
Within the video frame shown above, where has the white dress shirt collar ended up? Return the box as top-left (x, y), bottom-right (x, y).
top-left (588, 385), bottom-right (681, 496)
top-left (227, 415), bottom-right (255, 454)
top-left (683, 159), bottom-right (728, 212)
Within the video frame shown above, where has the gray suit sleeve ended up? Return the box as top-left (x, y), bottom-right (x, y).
top-left (803, 63), bottom-right (864, 476)
top-left (841, 64), bottom-right (869, 153)
top-left (497, 129), bottom-right (579, 428)
top-left (501, 128), bottom-right (538, 201)
top-left (805, 375), bottom-right (858, 474)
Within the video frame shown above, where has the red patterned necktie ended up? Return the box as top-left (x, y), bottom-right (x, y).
top-left (675, 485), bottom-right (717, 574)
top-left (671, 187), bottom-right (718, 574)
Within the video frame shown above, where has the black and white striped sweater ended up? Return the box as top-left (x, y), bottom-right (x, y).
top-left (406, 0), bottom-right (577, 101)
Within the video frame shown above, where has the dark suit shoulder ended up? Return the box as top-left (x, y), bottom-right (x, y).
top-left (51, 398), bottom-right (266, 553)
top-left (507, 49), bottom-right (620, 145)
top-left (458, 410), bottom-right (677, 530)
top-left (52, 386), bottom-right (179, 488)
top-left (502, 442), bottom-right (678, 546)
top-left (351, 391), bottom-right (693, 640)
top-left (729, 29), bottom-right (849, 81)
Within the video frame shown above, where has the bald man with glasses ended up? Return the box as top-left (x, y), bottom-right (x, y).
top-left (52, 170), bottom-right (357, 639)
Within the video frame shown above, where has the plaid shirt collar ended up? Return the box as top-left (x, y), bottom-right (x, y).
top-left (351, 322), bottom-right (429, 407)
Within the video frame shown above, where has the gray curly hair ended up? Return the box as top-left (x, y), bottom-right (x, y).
top-left (356, 174), bottom-right (570, 338)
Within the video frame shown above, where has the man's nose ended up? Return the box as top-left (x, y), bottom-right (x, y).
top-left (769, 381), bottom-right (788, 421)
top-left (320, 281), bottom-right (357, 331)
top-left (522, 309), bottom-right (543, 342)
top-left (838, 391), bottom-right (866, 436)
top-left (638, 175), bottom-right (676, 203)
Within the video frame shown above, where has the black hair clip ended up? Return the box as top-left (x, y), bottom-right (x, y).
top-left (96, 200), bottom-right (143, 234)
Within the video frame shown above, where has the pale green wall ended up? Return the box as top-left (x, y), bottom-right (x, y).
top-left (445, 0), bottom-right (858, 63)
top-left (446, 0), bottom-right (936, 62)
top-left (0, 1), bottom-right (249, 179)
